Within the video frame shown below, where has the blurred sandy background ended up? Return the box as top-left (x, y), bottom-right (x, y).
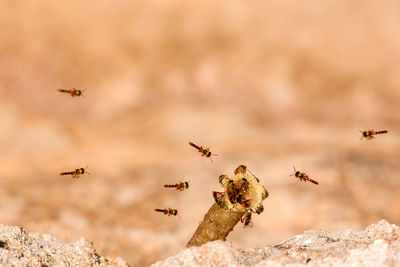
top-left (1, 0), bottom-right (400, 266)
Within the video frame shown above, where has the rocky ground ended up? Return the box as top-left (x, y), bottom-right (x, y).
top-left (1, 220), bottom-right (398, 266)
top-left (0, 224), bottom-right (128, 267)
top-left (153, 220), bottom-right (400, 267)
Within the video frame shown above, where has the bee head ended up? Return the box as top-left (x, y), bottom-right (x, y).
top-left (256, 204), bottom-right (264, 214)
top-left (295, 171), bottom-right (300, 177)
top-left (184, 182), bottom-right (189, 189)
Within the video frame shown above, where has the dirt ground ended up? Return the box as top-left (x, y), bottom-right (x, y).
top-left (1, 1), bottom-right (400, 266)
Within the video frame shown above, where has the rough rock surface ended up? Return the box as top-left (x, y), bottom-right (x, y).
top-left (152, 220), bottom-right (400, 266)
top-left (0, 224), bottom-right (129, 267)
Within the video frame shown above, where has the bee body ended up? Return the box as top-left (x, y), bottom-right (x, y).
top-left (234, 165), bottom-right (247, 175)
top-left (189, 142), bottom-right (218, 162)
top-left (290, 167), bottom-right (319, 185)
top-left (236, 194), bottom-right (251, 208)
top-left (154, 208), bottom-right (178, 216)
top-left (57, 88), bottom-right (85, 97)
top-left (253, 204), bottom-right (264, 214)
top-left (360, 129), bottom-right (388, 140)
top-left (219, 175), bottom-right (229, 186)
top-left (262, 186), bottom-right (269, 200)
top-left (59, 167), bottom-right (88, 178)
top-left (164, 181), bottom-right (189, 191)
top-left (241, 211), bottom-right (253, 227)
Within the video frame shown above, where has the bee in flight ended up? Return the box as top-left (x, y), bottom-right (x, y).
top-left (359, 129), bottom-right (388, 140)
top-left (59, 166), bottom-right (89, 178)
top-left (164, 181), bottom-right (189, 191)
top-left (188, 142), bottom-right (218, 162)
top-left (57, 88), bottom-right (85, 97)
top-left (154, 208), bottom-right (178, 216)
top-left (290, 167), bottom-right (319, 185)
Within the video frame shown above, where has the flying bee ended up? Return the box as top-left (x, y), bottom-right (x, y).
top-left (164, 181), bottom-right (189, 191)
top-left (241, 211), bottom-right (253, 227)
top-left (290, 167), bottom-right (319, 185)
top-left (253, 204), bottom-right (264, 215)
top-left (359, 129), bottom-right (388, 140)
top-left (188, 142), bottom-right (218, 162)
top-left (57, 88), bottom-right (85, 97)
top-left (59, 166), bottom-right (89, 178)
top-left (213, 191), bottom-right (225, 207)
top-left (154, 208), bottom-right (178, 216)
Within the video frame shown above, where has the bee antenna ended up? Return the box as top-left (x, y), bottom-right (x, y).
top-left (247, 168), bottom-right (254, 177)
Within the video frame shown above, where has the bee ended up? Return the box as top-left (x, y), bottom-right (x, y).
top-left (241, 211), bottom-right (253, 227)
top-left (188, 142), bottom-right (218, 162)
top-left (219, 175), bottom-right (229, 186)
top-left (360, 129), bottom-right (388, 140)
top-left (226, 178), bottom-right (249, 205)
top-left (226, 179), bottom-right (237, 203)
top-left (234, 165), bottom-right (260, 182)
top-left (164, 181), bottom-right (189, 191)
top-left (57, 88), bottom-right (85, 97)
top-left (154, 208), bottom-right (178, 216)
top-left (234, 165), bottom-right (247, 175)
top-left (236, 194), bottom-right (251, 208)
top-left (252, 204), bottom-right (264, 214)
top-left (59, 166), bottom-right (89, 178)
top-left (290, 167), bottom-right (319, 185)
top-left (262, 186), bottom-right (269, 200)
top-left (213, 191), bottom-right (225, 206)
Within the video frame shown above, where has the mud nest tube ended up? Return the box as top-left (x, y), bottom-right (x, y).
top-left (187, 165), bottom-right (269, 247)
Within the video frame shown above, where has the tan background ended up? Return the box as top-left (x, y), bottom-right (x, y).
top-left (1, 1), bottom-right (400, 266)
